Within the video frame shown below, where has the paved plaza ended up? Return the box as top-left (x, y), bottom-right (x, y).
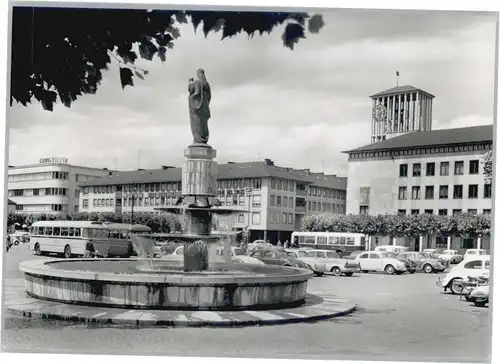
top-left (1, 245), bottom-right (491, 363)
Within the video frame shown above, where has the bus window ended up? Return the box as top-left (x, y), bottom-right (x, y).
top-left (360, 236), bottom-right (366, 246)
top-left (32, 227), bottom-right (39, 235)
top-left (61, 228), bottom-right (69, 237)
top-left (111, 230), bottom-right (120, 239)
top-left (38, 227), bottom-right (45, 235)
top-left (339, 237), bottom-right (346, 245)
top-left (53, 227), bottom-right (61, 236)
top-left (68, 228), bottom-right (74, 237)
top-left (120, 231), bottom-right (129, 239)
top-left (45, 227), bottom-right (53, 236)
top-left (318, 236), bottom-right (327, 245)
top-left (75, 228), bottom-right (81, 237)
top-left (346, 237), bottom-right (355, 245)
top-left (305, 237), bottom-right (315, 244)
top-left (298, 236), bottom-right (305, 243)
top-left (329, 237), bottom-right (339, 245)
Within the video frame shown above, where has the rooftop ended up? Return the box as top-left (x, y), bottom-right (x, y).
top-left (343, 124), bottom-right (494, 154)
top-left (77, 161), bottom-right (347, 190)
top-left (370, 85), bottom-right (435, 98)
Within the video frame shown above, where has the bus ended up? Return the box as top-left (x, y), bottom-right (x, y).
top-left (291, 231), bottom-right (366, 256)
top-left (29, 221), bottom-right (152, 258)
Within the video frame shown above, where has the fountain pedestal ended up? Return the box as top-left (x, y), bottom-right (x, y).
top-left (182, 144), bottom-right (219, 272)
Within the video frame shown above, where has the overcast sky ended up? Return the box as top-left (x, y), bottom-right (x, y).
top-left (7, 8), bottom-right (498, 176)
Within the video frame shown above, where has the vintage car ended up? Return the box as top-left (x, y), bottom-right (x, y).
top-left (249, 248), bottom-right (321, 275)
top-left (215, 246), bottom-right (265, 266)
top-left (374, 245), bottom-right (409, 254)
top-left (386, 252), bottom-right (417, 273)
top-left (354, 251), bottom-right (407, 275)
top-left (438, 250), bottom-right (463, 264)
top-left (9, 230), bottom-right (31, 246)
top-left (437, 255), bottom-right (490, 295)
top-left (246, 240), bottom-right (273, 253)
top-left (463, 249), bottom-right (488, 261)
top-left (396, 252), bottom-right (446, 273)
top-left (286, 249), bottom-right (360, 276)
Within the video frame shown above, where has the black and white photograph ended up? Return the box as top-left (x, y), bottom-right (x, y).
top-left (1, 1), bottom-right (499, 364)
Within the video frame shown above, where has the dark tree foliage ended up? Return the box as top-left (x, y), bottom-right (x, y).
top-left (10, 7), bottom-right (324, 111)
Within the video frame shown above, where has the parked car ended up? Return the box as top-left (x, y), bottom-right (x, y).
top-left (438, 250), bottom-right (463, 264)
top-left (287, 249), bottom-right (360, 276)
top-left (424, 248), bottom-right (443, 255)
top-left (246, 241), bottom-right (273, 253)
top-left (386, 252), bottom-right (416, 273)
top-left (249, 248), bottom-right (321, 275)
top-left (468, 284), bottom-right (490, 307)
top-left (374, 245), bottom-right (409, 254)
top-left (354, 251), bottom-right (407, 275)
top-left (437, 255), bottom-right (490, 295)
top-left (215, 246), bottom-right (265, 266)
top-left (426, 252), bottom-right (450, 268)
top-left (463, 249), bottom-right (488, 260)
top-left (9, 231), bottom-right (30, 246)
top-left (396, 252), bottom-right (446, 273)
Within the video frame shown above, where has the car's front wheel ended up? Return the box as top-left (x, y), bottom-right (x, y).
top-left (384, 264), bottom-right (395, 275)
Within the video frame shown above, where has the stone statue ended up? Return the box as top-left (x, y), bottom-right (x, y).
top-left (188, 69), bottom-right (211, 144)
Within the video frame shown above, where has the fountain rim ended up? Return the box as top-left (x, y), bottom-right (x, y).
top-left (19, 258), bottom-right (313, 285)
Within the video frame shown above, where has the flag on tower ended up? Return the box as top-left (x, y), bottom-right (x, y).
top-left (396, 71), bottom-right (400, 76)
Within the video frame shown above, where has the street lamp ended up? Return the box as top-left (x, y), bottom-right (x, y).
top-left (130, 184), bottom-right (138, 225)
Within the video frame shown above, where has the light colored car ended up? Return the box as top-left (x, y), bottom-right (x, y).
top-left (354, 251), bottom-right (407, 275)
top-left (439, 250), bottom-right (463, 264)
top-left (9, 231), bottom-right (30, 246)
top-left (374, 245), bottom-right (409, 254)
top-left (288, 249), bottom-right (360, 277)
top-left (463, 249), bottom-right (488, 260)
top-left (215, 246), bottom-right (265, 266)
top-left (396, 252), bottom-right (446, 273)
top-left (437, 255), bottom-right (490, 295)
top-left (249, 248), bottom-right (320, 275)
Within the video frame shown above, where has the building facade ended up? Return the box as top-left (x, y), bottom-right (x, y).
top-left (7, 157), bottom-right (112, 215)
top-left (370, 85), bottom-right (434, 144)
top-left (344, 125), bottom-right (493, 251)
top-left (77, 160), bottom-right (347, 243)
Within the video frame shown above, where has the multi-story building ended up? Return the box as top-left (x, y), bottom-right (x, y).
top-left (77, 159), bottom-right (347, 243)
top-left (344, 124), bottom-right (493, 251)
top-left (7, 157), bottom-right (112, 214)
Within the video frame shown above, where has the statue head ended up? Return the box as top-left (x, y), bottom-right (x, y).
top-left (197, 68), bottom-right (207, 84)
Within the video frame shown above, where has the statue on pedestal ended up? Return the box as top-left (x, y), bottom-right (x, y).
top-left (188, 69), bottom-right (211, 144)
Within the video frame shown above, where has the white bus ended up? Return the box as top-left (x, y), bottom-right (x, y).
top-left (291, 231), bottom-right (367, 256)
top-left (29, 221), bottom-right (152, 258)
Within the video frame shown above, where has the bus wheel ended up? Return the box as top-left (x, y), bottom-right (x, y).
top-left (64, 245), bottom-right (72, 259)
top-left (34, 243), bottom-right (41, 256)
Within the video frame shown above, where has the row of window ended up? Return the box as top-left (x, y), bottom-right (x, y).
top-left (308, 200), bottom-right (346, 214)
top-left (270, 195), bottom-right (294, 208)
top-left (270, 178), bottom-right (295, 192)
top-left (398, 184), bottom-right (491, 200)
top-left (217, 178), bottom-right (262, 190)
top-left (8, 171), bottom-right (69, 182)
top-left (269, 211), bottom-right (294, 225)
top-left (397, 209), bottom-right (491, 216)
top-left (8, 188), bottom-right (69, 197)
top-left (349, 143), bottom-right (491, 160)
top-left (308, 186), bottom-right (346, 199)
top-left (400, 160), bottom-right (480, 178)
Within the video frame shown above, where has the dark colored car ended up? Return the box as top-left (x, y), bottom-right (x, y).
top-left (249, 248), bottom-right (321, 276)
top-left (386, 252), bottom-right (416, 273)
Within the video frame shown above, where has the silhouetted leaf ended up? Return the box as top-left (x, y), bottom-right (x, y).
top-left (308, 14), bottom-right (324, 34)
top-left (134, 70), bottom-right (144, 80)
top-left (119, 67), bottom-right (134, 89)
top-left (282, 22), bottom-right (306, 50)
top-left (158, 46), bottom-right (166, 62)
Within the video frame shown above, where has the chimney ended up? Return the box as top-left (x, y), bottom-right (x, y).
top-left (264, 158), bottom-right (274, 166)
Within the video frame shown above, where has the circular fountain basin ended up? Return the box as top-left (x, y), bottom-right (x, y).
top-left (19, 259), bottom-right (313, 311)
